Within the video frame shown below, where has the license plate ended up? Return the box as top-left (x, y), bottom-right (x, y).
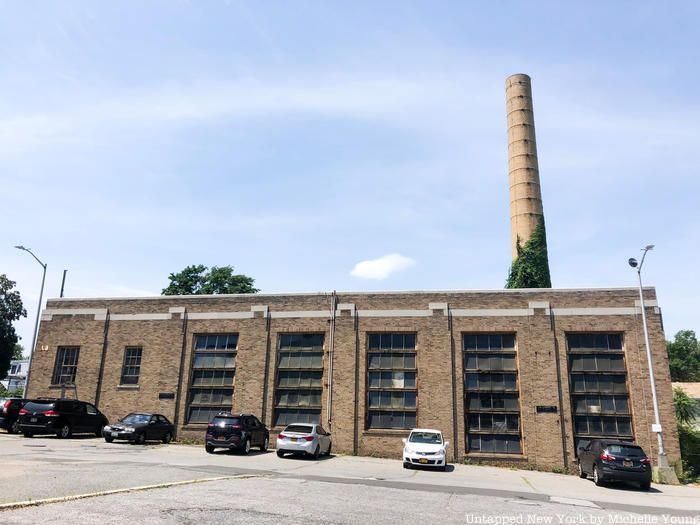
top-left (623, 460), bottom-right (632, 467)
top-left (291, 438), bottom-right (298, 443)
top-left (419, 458), bottom-right (428, 464)
top-left (30, 417), bottom-right (37, 423)
top-left (111, 432), bottom-right (118, 438)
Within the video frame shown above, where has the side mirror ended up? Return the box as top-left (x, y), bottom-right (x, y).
top-left (149, 420), bottom-right (156, 425)
top-left (444, 441), bottom-right (450, 448)
top-left (401, 438), bottom-right (407, 444)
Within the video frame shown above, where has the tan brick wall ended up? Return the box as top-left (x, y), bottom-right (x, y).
top-left (30, 288), bottom-right (679, 469)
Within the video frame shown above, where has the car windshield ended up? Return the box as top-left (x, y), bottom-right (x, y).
top-left (211, 416), bottom-right (241, 426)
top-left (23, 402), bottom-right (55, 412)
top-left (284, 425), bottom-right (313, 434)
top-left (409, 432), bottom-right (442, 444)
top-left (121, 414), bottom-right (151, 424)
top-left (605, 444), bottom-right (644, 457)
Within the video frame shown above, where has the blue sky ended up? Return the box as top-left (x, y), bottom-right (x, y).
top-left (2, 1), bottom-right (698, 350)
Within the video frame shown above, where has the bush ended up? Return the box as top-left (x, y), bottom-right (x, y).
top-left (678, 425), bottom-right (700, 482)
top-left (0, 384), bottom-right (23, 398)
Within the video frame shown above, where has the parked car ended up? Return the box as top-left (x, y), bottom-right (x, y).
top-left (402, 428), bottom-right (449, 471)
top-left (0, 398), bottom-right (27, 434)
top-left (276, 423), bottom-right (332, 459)
top-left (577, 439), bottom-right (652, 490)
top-left (18, 399), bottom-right (108, 439)
top-left (205, 413), bottom-right (269, 454)
top-left (103, 413), bottom-right (174, 445)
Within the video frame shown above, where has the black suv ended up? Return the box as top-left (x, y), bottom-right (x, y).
top-left (0, 398), bottom-right (27, 434)
top-left (18, 399), bottom-right (109, 439)
top-left (205, 413), bottom-right (269, 454)
top-left (577, 439), bottom-right (652, 490)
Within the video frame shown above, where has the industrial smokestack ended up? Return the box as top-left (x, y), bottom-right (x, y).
top-left (506, 73), bottom-right (545, 259)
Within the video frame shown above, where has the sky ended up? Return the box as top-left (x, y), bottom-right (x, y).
top-left (2, 1), bottom-right (699, 353)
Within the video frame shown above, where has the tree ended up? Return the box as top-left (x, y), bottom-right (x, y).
top-left (12, 343), bottom-right (24, 360)
top-left (674, 387), bottom-right (699, 427)
top-left (505, 217), bottom-right (552, 289)
top-left (162, 265), bottom-right (259, 295)
top-left (0, 275), bottom-right (27, 381)
top-left (667, 330), bottom-right (700, 382)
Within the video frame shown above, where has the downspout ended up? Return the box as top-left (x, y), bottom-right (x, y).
top-left (550, 308), bottom-right (569, 470)
top-left (261, 310), bottom-right (272, 426)
top-left (94, 309), bottom-right (111, 408)
top-left (448, 306), bottom-right (459, 463)
top-left (326, 292), bottom-right (337, 428)
top-left (172, 308), bottom-right (188, 438)
top-left (352, 308), bottom-right (360, 455)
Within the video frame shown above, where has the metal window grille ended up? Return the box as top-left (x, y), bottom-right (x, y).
top-left (120, 347), bottom-right (143, 385)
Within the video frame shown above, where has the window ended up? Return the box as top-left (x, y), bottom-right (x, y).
top-left (120, 347), bottom-right (143, 385)
top-left (567, 333), bottom-right (633, 448)
top-left (273, 334), bottom-right (324, 427)
top-left (10, 364), bottom-right (18, 375)
top-left (366, 333), bottom-right (417, 430)
top-left (52, 347), bottom-right (80, 385)
top-left (464, 334), bottom-right (521, 454)
top-left (187, 334), bottom-right (238, 424)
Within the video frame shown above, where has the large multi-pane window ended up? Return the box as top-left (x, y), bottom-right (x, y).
top-left (567, 333), bottom-right (632, 449)
top-left (464, 334), bottom-right (522, 454)
top-left (52, 347), bottom-right (80, 385)
top-left (274, 334), bottom-right (324, 426)
top-left (187, 334), bottom-right (238, 424)
top-left (120, 347), bottom-right (143, 385)
top-left (366, 333), bottom-right (417, 429)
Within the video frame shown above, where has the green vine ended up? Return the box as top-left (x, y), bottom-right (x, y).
top-left (505, 217), bottom-right (552, 289)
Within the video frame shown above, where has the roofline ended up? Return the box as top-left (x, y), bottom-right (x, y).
top-left (47, 286), bottom-right (654, 303)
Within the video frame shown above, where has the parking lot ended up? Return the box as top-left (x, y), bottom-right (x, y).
top-left (1, 432), bottom-right (699, 523)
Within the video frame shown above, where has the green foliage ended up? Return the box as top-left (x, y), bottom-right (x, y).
top-left (674, 388), bottom-right (699, 426)
top-left (0, 275), bottom-right (27, 381)
top-left (12, 343), bottom-right (24, 360)
top-left (667, 330), bottom-right (700, 382)
top-left (678, 425), bottom-right (700, 482)
top-left (162, 265), bottom-right (259, 295)
top-left (505, 217), bottom-right (552, 289)
top-left (0, 384), bottom-right (24, 398)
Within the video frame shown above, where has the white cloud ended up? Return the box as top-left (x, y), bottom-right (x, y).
top-left (350, 254), bottom-right (415, 280)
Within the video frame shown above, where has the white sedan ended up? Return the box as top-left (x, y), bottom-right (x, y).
top-left (402, 428), bottom-right (449, 471)
top-left (276, 423), bottom-right (332, 459)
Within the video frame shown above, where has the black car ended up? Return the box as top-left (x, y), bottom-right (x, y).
top-left (18, 399), bottom-right (108, 439)
top-left (577, 439), bottom-right (652, 490)
top-left (205, 413), bottom-right (269, 454)
top-left (0, 398), bottom-right (27, 434)
top-left (104, 413), bottom-right (174, 444)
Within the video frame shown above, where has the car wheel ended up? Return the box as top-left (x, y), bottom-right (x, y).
top-left (162, 432), bottom-right (172, 444)
top-left (23, 432), bottom-right (33, 438)
top-left (10, 420), bottom-right (20, 434)
top-left (260, 436), bottom-right (268, 452)
top-left (440, 465), bottom-right (447, 472)
top-left (58, 423), bottom-right (72, 439)
top-left (242, 438), bottom-right (251, 455)
top-left (312, 445), bottom-right (321, 460)
top-left (104, 437), bottom-right (114, 443)
top-left (95, 425), bottom-right (104, 438)
top-left (205, 444), bottom-right (215, 454)
top-left (593, 465), bottom-right (604, 486)
top-left (136, 432), bottom-right (146, 445)
top-left (578, 462), bottom-right (587, 479)
top-left (325, 441), bottom-right (332, 456)
top-left (276, 450), bottom-right (285, 458)
top-left (403, 462), bottom-right (411, 469)
top-left (640, 481), bottom-right (651, 491)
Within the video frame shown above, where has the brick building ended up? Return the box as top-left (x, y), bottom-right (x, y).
top-left (26, 287), bottom-right (680, 470)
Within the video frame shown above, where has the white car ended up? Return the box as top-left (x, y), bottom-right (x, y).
top-left (402, 428), bottom-right (449, 471)
top-left (276, 423), bottom-right (332, 459)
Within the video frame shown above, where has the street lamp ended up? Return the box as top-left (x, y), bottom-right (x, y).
top-left (14, 245), bottom-right (47, 398)
top-left (628, 245), bottom-right (669, 468)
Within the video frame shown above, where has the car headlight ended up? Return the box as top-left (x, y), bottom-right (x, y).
top-left (103, 426), bottom-right (111, 431)
top-left (404, 447), bottom-right (413, 454)
top-left (123, 426), bottom-right (135, 432)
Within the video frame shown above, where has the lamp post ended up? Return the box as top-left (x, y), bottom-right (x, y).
top-left (628, 245), bottom-right (668, 467)
top-left (14, 246), bottom-right (47, 398)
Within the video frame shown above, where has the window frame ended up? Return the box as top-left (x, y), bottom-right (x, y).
top-left (119, 346), bottom-right (143, 386)
top-left (51, 346), bottom-right (80, 385)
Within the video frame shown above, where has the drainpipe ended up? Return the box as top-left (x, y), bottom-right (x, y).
top-left (94, 310), bottom-right (111, 408)
top-left (326, 291), bottom-right (337, 429)
top-left (172, 308), bottom-right (188, 438)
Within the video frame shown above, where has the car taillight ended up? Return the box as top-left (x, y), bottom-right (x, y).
top-left (599, 452), bottom-right (616, 461)
top-left (19, 408), bottom-right (28, 415)
top-left (278, 434), bottom-right (286, 440)
top-left (42, 410), bottom-right (59, 417)
top-left (2, 400), bottom-right (10, 414)
top-left (640, 457), bottom-right (651, 464)
top-left (208, 424), bottom-right (215, 428)
top-left (304, 436), bottom-right (314, 441)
